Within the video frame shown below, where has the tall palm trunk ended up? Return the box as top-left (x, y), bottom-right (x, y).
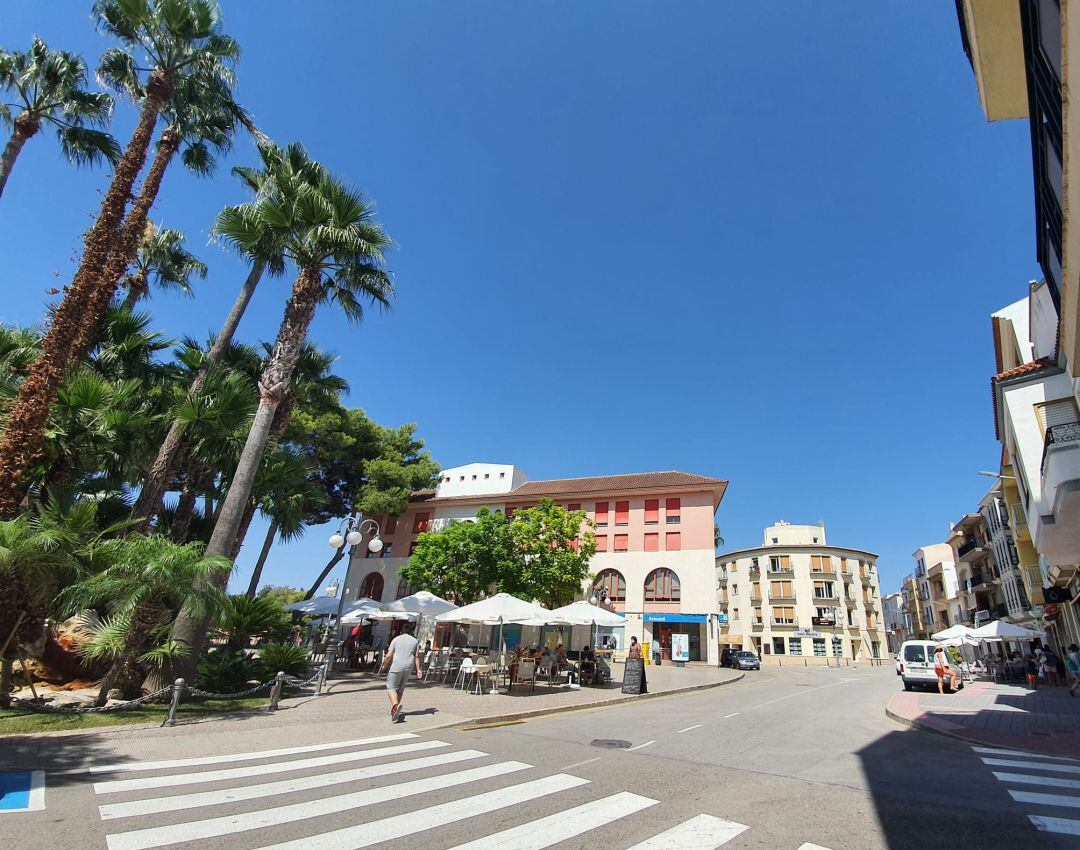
top-left (71, 127), bottom-right (181, 360)
top-left (132, 260), bottom-right (267, 529)
top-left (245, 520), bottom-right (278, 598)
top-left (120, 270), bottom-right (150, 311)
top-left (0, 114), bottom-right (40, 200)
top-left (170, 265), bottom-right (322, 674)
top-left (169, 469), bottom-right (202, 544)
top-left (0, 72), bottom-right (172, 518)
top-left (95, 604), bottom-right (160, 707)
top-left (304, 547), bottom-right (347, 601)
top-left (230, 501), bottom-right (257, 561)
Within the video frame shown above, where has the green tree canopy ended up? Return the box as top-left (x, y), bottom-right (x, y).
top-left (508, 499), bottom-right (596, 608)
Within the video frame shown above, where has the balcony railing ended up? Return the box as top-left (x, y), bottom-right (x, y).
top-left (813, 595), bottom-right (840, 604)
top-left (967, 574), bottom-right (989, 591)
top-left (718, 576), bottom-right (728, 586)
top-left (771, 617), bottom-right (797, 627)
top-left (957, 539), bottom-right (979, 558)
top-left (767, 567), bottom-right (794, 576)
top-left (768, 593), bottom-right (797, 604)
top-left (1042, 421), bottom-right (1080, 472)
top-left (844, 597), bottom-right (857, 607)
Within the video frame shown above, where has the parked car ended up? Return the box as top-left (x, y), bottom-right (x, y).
top-left (720, 648), bottom-right (740, 668)
top-left (898, 640), bottom-right (961, 692)
top-left (734, 650), bottom-right (760, 671)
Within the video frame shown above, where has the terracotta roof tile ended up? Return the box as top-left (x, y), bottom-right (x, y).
top-left (992, 357), bottom-right (1056, 382)
top-left (511, 470), bottom-right (727, 497)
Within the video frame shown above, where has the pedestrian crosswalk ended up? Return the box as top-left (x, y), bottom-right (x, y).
top-left (85, 731), bottom-right (836, 850)
top-left (974, 745), bottom-right (1080, 839)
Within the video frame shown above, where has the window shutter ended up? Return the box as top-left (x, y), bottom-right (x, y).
top-left (1036, 398), bottom-right (1080, 433)
top-left (644, 533), bottom-right (659, 551)
top-left (666, 532), bottom-right (681, 551)
top-left (615, 501), bottom-right (630, 524)
top-left (644, 499), bottom-right (659, 523)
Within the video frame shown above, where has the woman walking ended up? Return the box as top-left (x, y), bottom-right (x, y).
top-left (934, 645), bottom-right (960, 694)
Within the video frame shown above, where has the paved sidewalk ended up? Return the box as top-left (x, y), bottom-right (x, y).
top-left (886, 679), bottom-right (1080, 756)
top-left (0, 662), bottom-right (742, 772)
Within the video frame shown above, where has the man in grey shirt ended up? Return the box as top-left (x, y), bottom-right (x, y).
top-left (381, 622), bottom-right (422, 722)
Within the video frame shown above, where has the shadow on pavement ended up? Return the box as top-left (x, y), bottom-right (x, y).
top-left (0, 731), bottom-right (132, 786)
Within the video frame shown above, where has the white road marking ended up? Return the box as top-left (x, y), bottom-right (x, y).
top-left (625, 813), bottom-right (749, 849)
top-left (98, 749), bottom-right (487, 820)
top-left (103, 761), bottom-right (532, 850)
top-left (749, 680), bottom-right (851, 711)
top-left (560, 756), bottom-right (603, 771)
top-left (1029, 815), bottom-right (1080, 836)
top-left (973, 746), bottom-right (1078, 763)
top-left (676, 724), bottom-right (703, 733)
top-left (1009, 789), bottom-right (1080, 808)
top-left (89, 733), bottom-right (416, 773)
top-left (443, 791), bottom-right (658, 850)
top-left (723, 713), bottom-right (740, 718)
top-left (250, 773), bottom-right (590, 850)
top-left (797, 844), bottom-right (837, 850)
top-left (980, 758), bottom-right (1080, 775)
top-left (94, 739), bottom-right (447, 794)
top-left (992, 771), bottom-right (1080, 790)
top-left (627, 740), bottom-right (656, 751)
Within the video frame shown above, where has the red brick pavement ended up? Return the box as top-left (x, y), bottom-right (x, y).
top-left (886, 679), bottom-right (1080, 756)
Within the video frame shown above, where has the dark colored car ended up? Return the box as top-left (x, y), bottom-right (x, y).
top-left (734, 651), bottom-right (760, 671)
top-left (720, 648), bottom-right (739, 668)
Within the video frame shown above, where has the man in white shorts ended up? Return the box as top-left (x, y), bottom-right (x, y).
top-left (381, 622), bottom-right (423, 722)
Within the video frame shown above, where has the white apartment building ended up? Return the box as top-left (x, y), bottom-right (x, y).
top-left (716, 522), bottom-right (884, 663)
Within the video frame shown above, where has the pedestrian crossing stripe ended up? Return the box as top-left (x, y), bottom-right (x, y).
top-left (93, 734), bottom-right (836, 850)
top-left (974, 745), bottom-right (1080, 839)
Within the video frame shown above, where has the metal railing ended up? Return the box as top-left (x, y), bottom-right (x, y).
top-left (1043, 421), bottom-right (1080, 472)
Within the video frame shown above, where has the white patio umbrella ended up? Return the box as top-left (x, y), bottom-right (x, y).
top-left (285, 596), bottom-right (349, 616)
top-left (931, 624), bottom-right (977, 643)
top-left (380, 591), bottom-right (458, 617)
top-left (367, 610), bottom-right (418, 621)
top-left (435, 593), bottom-right (553, 653)
top-left (336, 597), bottom-right (384, 625)
top-left (970, 620), bottom-right (1046, 641)
top-left (550, 600), bottom-right (627, 651)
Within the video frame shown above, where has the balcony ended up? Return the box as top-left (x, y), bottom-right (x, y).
top-left (770, 618), bottom-right (797, 628)
top-left (749, 566), bottom-right (761, 578)
top-left (767, 566), bottom-right (793, 577)
top-left (768, 593), bottom-right (796, 604)
top-left (844, 597), bottom-right (857, 608)
top-left (930, 585), bottom-right (946, 601)
top-left (813, 595), bottom-right (840, 605)
top-left (956, 538), bottom-right (987, 563)
top-left (967, 573), bottom-right (990, 592)
top-left (1040, 421), bottom-right (1080, 564)
top-left (810, 569), bottom-right (838, 580)
top-left (860, 574), bottom-right (873, 586)
top-left (718, 575), bottom-right (728, 587)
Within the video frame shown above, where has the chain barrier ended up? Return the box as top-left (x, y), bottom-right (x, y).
top-left (12, 685), bottom-right (173, 714)
top-left (10, 662), bottom-right (330, 720)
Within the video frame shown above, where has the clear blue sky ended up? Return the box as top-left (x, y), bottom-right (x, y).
top-left (3, 2), bottom-right (1038, 598)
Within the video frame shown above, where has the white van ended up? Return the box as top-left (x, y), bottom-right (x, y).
top-left (899, 640), bottom-right (962, 692)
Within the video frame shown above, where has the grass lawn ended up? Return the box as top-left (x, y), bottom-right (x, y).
top-left (0, 696), bottom-right (268, 735)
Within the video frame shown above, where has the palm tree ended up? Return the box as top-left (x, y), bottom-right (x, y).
top-left (119, 223), bottom-right (207, 310)
top-left (131, 143), bottom-right (298, 528)
top-left (170, 148), bottom-right (392, 669)
top-left (0, 37), bottom-right (120, 200)
top-left (60, 533), bottom-right (229, 706)
top-left (0, 0), bottom-right (239, 517)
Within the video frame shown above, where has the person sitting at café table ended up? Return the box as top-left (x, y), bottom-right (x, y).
top-left (581, 644), bottom-right (596, 683)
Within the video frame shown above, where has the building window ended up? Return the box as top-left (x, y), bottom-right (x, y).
top-left (770, 580), bottom-right (793, 598)
top-left (412, 512), bottom-right (430, 534)
top-left (772, 637), bottom-right (786, 655)
top-left (595, 534), bottom-right (607, 553)
top-left (595, 502), bottom-right (609, 526)
top-left (811, 555), bottom-right (832, 572)
top-left (812, 537), bottom-right (818, 543)
top-left (484, 473), bottom-right (490, 479)
top-left (381, 543), bottom-right (394, 559)
top-left (614, 534), bottom-right (629, 552)
top-left (359, 572), bottom-right (384, 601)
top-left (593, 569), bottom-right (626, 602)
top-left (500, 472), bottom-right (505, 478)
top-left (665, 498), bottom-right (681, 523)
top-left (644, 532), bottom-right (659, 552)
top-left (384, 516), bottom-right (398, 535)
top-left (813, 638), bottom-right (826, 657)
top-left (772, 537), bottom-right (778, 544)
top-left (847, 608), bottom-right (854, 626)
top-left (615, 501), bottom-right (630, 525)
top-left (395, 579), bottom-right (411, 599)
top-left (769, 555), bottom-right (790, 571)
top-left (665, 532), bottom-right (681, 551)
top-left (567, 503), bottom-right (580, 512)
top-left (772, 606), bottom-right (795, 624)
top-left (644, 499), bottom-right (659, 524)
top-left (753, 607), bottom-right (763, 624)
top-left (459, 476), bottom-right (464, 481)
top-left (408, 541), bottom-right (419, 556)
top-left (731, 583), bottom-right (738, 596)
top-left (871, 641), bottom-right (880, 659)
top-left (644, 568), bottom-right (681, 602)
top-left (471, 474), bottom-right (477, 480)
top-left (814, 581), bottom-right (834, 599)
top-left (789, 638), bottom-right (802, 656)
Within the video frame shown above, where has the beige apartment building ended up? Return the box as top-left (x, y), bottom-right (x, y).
top-left (716, 522), bottom-right (884, 664)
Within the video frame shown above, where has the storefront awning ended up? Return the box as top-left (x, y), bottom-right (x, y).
top-left (643, 613), bottom-right (707, 623)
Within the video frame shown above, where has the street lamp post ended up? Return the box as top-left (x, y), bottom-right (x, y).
top-left (326, 515), bottom-right (383, 675)
top-left (832, 605), bottom-right (843, 668)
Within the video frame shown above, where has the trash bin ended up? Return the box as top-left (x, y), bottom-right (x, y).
top-left (653, 648), bottom-right (662, 666)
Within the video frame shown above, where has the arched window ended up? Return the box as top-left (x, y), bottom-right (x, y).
top-left (359, 572), bottom-right (384, 601)
top-left (395, 578), bottom-right (411, 600)
top-left (592, 569), bottom-right (626, 602)
top-left (644, 568), bottom-right (680, 602)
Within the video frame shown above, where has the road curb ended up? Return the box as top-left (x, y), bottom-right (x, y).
top-left (884, 704), bottom-right (1046, 756)
top-left (447, 672), bottom-right (746, 730)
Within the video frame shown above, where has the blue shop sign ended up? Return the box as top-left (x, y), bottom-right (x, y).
top-left (642, 613), bottom-right (708, 623)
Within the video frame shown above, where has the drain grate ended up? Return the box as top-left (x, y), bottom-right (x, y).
top-left (591, 739), bottom-right (631, 749)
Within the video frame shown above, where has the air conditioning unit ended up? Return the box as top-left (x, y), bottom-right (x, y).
top-left (974, 610), bottom-right (991, 624)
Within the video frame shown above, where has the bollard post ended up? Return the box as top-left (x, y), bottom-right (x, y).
top-left (163, 678), bottom-right (184, 728)
top-left (315, 662), bottom-right (328, 697)
top-left (268, 671), bottom-right (285, 712)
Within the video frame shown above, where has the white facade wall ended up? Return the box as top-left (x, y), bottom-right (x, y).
top-left (434, 463), bottom-right (525, 498)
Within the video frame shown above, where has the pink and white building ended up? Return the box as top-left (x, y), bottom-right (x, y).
top-left (342, 463), bottom-right (728, 663)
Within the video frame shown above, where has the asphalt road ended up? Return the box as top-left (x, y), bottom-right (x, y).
top-left (3, 666), bottom-right (1075, 850)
